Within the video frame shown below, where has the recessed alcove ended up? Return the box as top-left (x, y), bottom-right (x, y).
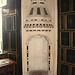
top-left (22, 0), bottom-right (57, 75)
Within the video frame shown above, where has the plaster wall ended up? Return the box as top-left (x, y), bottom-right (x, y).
top-left (21, 0), bottom-right (58, 75)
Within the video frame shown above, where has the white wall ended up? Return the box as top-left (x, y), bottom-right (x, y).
top-left (0, 8), bottom-right (2, 53)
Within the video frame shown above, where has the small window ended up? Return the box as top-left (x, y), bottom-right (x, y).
top-left (43, 24), bottom-right (45, 28)
top-left (35, 19), bottom-right (37, 21)
top-left (36, 24), bottom-right (38, 27)
top-left (26, 20), bottom-right (28, 21)
top-left (49, 53), bottom-right (50, 57)
top-left (27, 46), bottom-right (28, 50)
top-left (33, 2), bottom-right (37, 4)
top-left (37, 30), bottom-right (40, 31)
top-left (30, 8), bottom-right (34, 15)
top-left (37, 8), bottom-right (41, 15)
top-left (40, 2), bottom-right (44, 4)
top-left (46, 30), bottom-right (48, 31)
top-left (49, 67), bottom-right (50, 71)
top-left (33, 30), bottom-right (36, 31)
top-left (33, 24), bottom-right (35, 28)
top-left (49, 61), bottom-right (50, 64)
top-left (43, 8), bottom-right (48, 15)
top-left (27, 68), bottom-right (29, 71)
top-left (30, 30), bottom-right (32, 31)
top-left (27, 61), bottom-right (29, 65)
top-left (27, 53), bottom-right (28, 57)
top-left (49, 45), bottom-right (50, 50)
top-left (26, 30), bottom-right (29, 32)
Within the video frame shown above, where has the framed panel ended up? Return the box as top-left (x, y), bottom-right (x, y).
top-left (72, 66), bottom-right (75, 75)
top-left (67, 14), bottom-right (75, 29)
top-left (3, 32), bottom-right (10, 52)
top-left (70, 31), bottom-right (75, 48)
top-left (73, 32), bottom-right (75, 47)
top-left (9, 0), bottom-right (16, 14)
top-left (13, 15), bottom-right (17, 30)
top-left (60, 0), bottom-right (69, 13)
top-left (5, 15), bottom-right (17, 31)
top-left (59, 15), bottom-right (65, 30)
top-left (59, 47), bottom-right (65, 62)
top-left (73, 0), bottom-right (75, 11)
top-left (6, 16), bottom-right (12, 31)
top-left (61, 16), bottom-right (64, 29)
top-left (60, 31), bottom-right (70, 47)
top-left (10, 32), bottom-right (17, 52)
top-left (2, 16), bottom-right (6, 31)
top-left (66, 49), bottom-right (75, 64)
top-left (60, 64), bottom-right (69, 75)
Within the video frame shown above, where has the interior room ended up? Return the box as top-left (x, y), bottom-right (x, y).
top-left (0, 0), bottom-right (75, 75)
